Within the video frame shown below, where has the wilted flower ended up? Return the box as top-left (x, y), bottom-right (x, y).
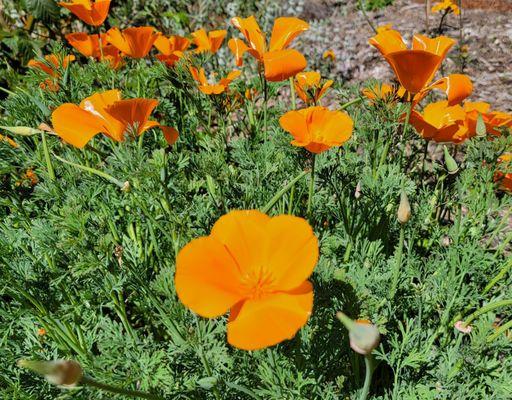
top-left (228, 16), bottom-right (309, 81)
top-left (51, 90), bottom-right (178, 148)
top-left (294, 71), bottom-right (333, 105)
top-left (279, 106), bottom-right (353, 154)
top-left (18, 359), bottom-right (83, 387)
top-left (175, 210), bottom-right (319, 350)
top-left (189, 67), bottom-right (241, 95)
top-left (454, 320), bottom-right (472, 333)
top-left (409, 101), bottom-right (470, 144)
top-left (0, 133), bottom-right (19, 148)
top-left (191, 29), bottom-right (227, 53)
top-left (106, 27), bottom-right (160, 58)
top-left (59, 0), bottom-right (110, 26)
top-left (432, 0), bottom-right (460, 15)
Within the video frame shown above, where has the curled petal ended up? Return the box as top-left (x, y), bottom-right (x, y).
top-left (230, 16), bottom-right (266, 57)
top-left (79, 89), bottom-right (124, 141)
top-left (227, 281), bottom-right (313, 350)
top-left (269, 17), bottom-right (309, 51)
top-left (263, 49), bottom-right (307, 82)
top-left (228, 38), bottom-right (252, 66)
top-left (425, 74), bottom-right (473, 106)
top-left (106, 98), bottom-right (160, 136)
top-left (368, 29), bottom-right (407, 56)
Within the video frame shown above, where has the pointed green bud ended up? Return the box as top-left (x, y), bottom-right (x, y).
top-left (443, 146), bottom-right (459, 174)
top-left (476, 113), bottom-right (486, 137)
top-left (337, 312), bottom-right (380, 355)
top-left (397, 190), bottom-right (411, 225)
top-left (17, 359), bottom-right (83, 387)
top-left (0, 126), bottom-right (42, 136)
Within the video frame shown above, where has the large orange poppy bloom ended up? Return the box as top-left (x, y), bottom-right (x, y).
top-left (154, 34), bottom-right (190, 67)
top-left (65, 33), bottom-right (123, 69)
top-left (189, 67), bottom-right (241, 95)
top-left (228, 16), bottom-right (309, 82)
top-left (369, 29), bottom-right (455, 94)
top-left (495, 153), bottom-right (512, 193)
top-left (191, 29), bottom-right (226, 53)
top-left (175, 210), bottom-right (318, 350)
top-left (409, 100), bottom-right (469, 143)
top-left (51, 90), bottom-right (178, 148)
top-left (106, 27), bottom-right (160, 58)
top-left (28, 54), bottom-right (75, 77)
top-left (294, 71), bottom-right (333, 105)
top-left (464, 102), bottom-right (512, 137)
top-left (279, 106), bottom-right (353, 154)
top-left (58, 0), bottom-right (110, 26)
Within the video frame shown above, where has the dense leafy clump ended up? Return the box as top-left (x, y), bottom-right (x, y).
top-left (1, 1), bottom-right (511, 400)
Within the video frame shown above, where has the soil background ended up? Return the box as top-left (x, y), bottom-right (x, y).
top-left (300, 0), bottom-right (512, 110)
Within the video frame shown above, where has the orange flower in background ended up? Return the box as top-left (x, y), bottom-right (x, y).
top-left (191, 29), bottom-right (227, 53)
top-left (154, 34), bottom-right (190, 67)
top-left (464, 102), bottom-right (512, 137)
top-left (65, 33), bottom-right (123, 68)
top-left (294, 71), bottom-right (333, 105)
top-left (409, 100), bottom-right (469, 143)
top-left (106, 27), bottom-right (160, 58)
top-left (369, 29), bottom-right (455, 94)
top-left (432, 0), bottom-right (460, 15)
top-left (189, 67), bottom-right (241, 95)
top-left (228, 16), bottom-right (309, 82)
top-left (28, 54), bottom-right (75, 77)
top-left (376, 23), bottom-right (393, 34)
top-left (51, 89), bottom-right (178, 148)
top-left (59, 0), bottom-right (111, 26)
top-left (0, 133), bottom-right (18, 148)
top-left (495, 153), bottom-right (512, 192)
top-left (175, 210), bottom-right (318, 350)
top-left (279, 106), bottom-right (353, 154)
top-left (322, 49), bottom-right (336, 61)
top-left (362, 83), bottom-right (403, 102)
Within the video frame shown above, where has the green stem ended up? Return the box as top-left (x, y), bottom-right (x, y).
top-left (289, 77), bottom-right (296, 110)
top-left (483, 258), bottom-right (512, 295)
top-left (463, 299), bottom-right (512, 326)
top-left (307, 154), bottom-right (317, 219)
top-left (487, 319), bottom-right (512, 343)
top-left (358, 355), bottom-right (374, 400)
top-left (81, 376), bottom-right (164, 400)
top-left (263, 77), bottom-right (268, 139)
top-left (261, 171), bottom-right (308, 214)
top-left (358, 0), bottom-right (377, 33)
top-left (53, 154), bottom-right (127, 189)
top-left (389, 225), bottom-right (405, 299)
top-left (399, 101), bottom-right (414, 170)
top-left (339, 97), bottom-right (363, 111)
top-left (41, 132), bottom-right (55, 181)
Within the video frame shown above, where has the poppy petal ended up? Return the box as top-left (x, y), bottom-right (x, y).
top-left (228, 38), bottom-right (251, 66)
top-left (385, 50), bottom-right (441, 93)
top-left (80, 89), bottom-right (125, 141)
top-left (227, 281), bottom-right (313, 350)
top-left (161, 126), bottom-right (179, 145)
top-left (231, 16), bottom-right (266, 57)
top-left (175, 237), bottom-right (245, 318)
top-left (279, 110), bottom-right (310, 145)
top-left (51, 103), bottom-right (105, 148)
top-left (368, 29), bottom-right (407, 56)
top-left (106, 98), bottom-right (159, 136)
top-left (269, 17), bottom-right (309, 51)
top-left (426, 74), bottom-right (473, 106)
top-left (263, 49), bottom-right (307, 82)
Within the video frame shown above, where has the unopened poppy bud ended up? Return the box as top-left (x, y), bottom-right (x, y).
top-left (0, 125), bottom-right (42, 136)
top-left (397, 191), bottom-right (411, 224)
top-left (121, 181), bottom-right (131, 192)
top-left (337, 313), bottom-right (380, 355)
top-left (476, 113), bottom-right (486, 137)
top-left (443, 146), bottom-right (459, 174)
top-left (17, 359), bottom-right (83, 387)
top-left (354, 181), bottom-right (362, 199)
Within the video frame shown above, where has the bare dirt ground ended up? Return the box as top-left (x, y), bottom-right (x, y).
top-left (300, 0), bottom-right (512, 110)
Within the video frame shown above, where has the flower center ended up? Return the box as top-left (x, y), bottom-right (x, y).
top-left (240, 267), bottom-right (275, 300)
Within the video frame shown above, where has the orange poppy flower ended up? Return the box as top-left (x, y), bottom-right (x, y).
top-left (189, 67), bottom-right (241, 95)
top-left (369, 29), bottom-right (455, 94)
top-left (228, 16), bottom-right (309, 82)
top-left (106, 27), bottom-right (160, 58)
top-left (464, 102), bottom-right (512, 137)
top-left (362, 83), bottom-right (402, 102)
top-left (51, 89), bottom-right (178, 148)
top-left (191, 29), bottom-right (227, 53)
top-left (322, 49), bottom-right (336, 61)
top-left (65, 33), bottom-right (123, 68)
top-left (279, 106), bottom-right (353, 154)
top-left (154, 34), bottom-right (190, 67)
top-left (409, 100), bottom-right (469, 143)
top-left (294, 71), bottom-right (333, 105)
top-left (58, 0), bottom-right (110, 26)
top-left (28, 54), bottom-right (75, 77)
top-left (432, 0), bottom-right (460, 15)
top-left (376, 24), bottom-right (393, 34)
top-left (175, 210), bottom-right (318, 350)
top-left (0, 133), bottom-right (18, 148)
top-left (495, 153), bottom-right (512, 192)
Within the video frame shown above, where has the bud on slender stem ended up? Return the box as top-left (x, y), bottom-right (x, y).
top-left (17, 359), bottom-right (83, 387)
top-left (443, 146), bottom-right (459, 175)
top-left (397, 190), bottom-right (411, 225)
top-left (336, 312), bottom-right (381, 355)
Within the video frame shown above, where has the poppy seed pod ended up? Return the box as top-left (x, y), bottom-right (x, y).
top-left (397, 191), bottom-right (411, 224)
top-left (17, 359), bottom-right (83, 387)
top-left (443, 146), bottom-right (459, 174)
top-left (337, 313), bottom-right (381, 355)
